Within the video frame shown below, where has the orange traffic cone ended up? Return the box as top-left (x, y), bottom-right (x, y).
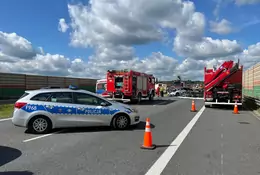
top-left (141, 118), bottom-right (156, 150)
top-left (233, 104), bottom-right (239, 114)
top-left (190, 100), bottom-right (197, 112)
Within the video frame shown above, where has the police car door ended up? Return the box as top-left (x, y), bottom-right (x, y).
top-left (73, 92), bottom-right (112, 126)
top-left (47, 92), bottom-right (78, 127)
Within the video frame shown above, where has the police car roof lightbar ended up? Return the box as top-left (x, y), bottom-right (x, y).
top-left (69, 85), bottom-right (79, 90)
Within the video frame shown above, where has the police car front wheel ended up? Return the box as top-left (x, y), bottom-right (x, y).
top-left (112, 114), bottom-right (130, 130)
top-left (28, 116), bottom-right (52, 134)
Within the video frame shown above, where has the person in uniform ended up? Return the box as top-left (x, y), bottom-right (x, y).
top-left (160, 85), bottom-right (164, 97)
top-left (156, 86), bottom-right (160, 97)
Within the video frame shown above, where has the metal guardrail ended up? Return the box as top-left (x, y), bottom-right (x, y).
top-left (243, 96), bottom-right (260, 106)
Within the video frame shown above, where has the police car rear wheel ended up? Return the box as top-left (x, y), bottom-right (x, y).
top-left (28, 116), bottom-right (52, 134)
top-left (113, 115), bottom-right (130, 130)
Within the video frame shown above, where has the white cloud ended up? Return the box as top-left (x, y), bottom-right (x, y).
top-left (209, 19), bottom-right (233, 35)
top-left (58, 18), bottom-right (69, 33)
top-left (66, 0), bottom-right (242, 60)
top-left (174, 36), bottom-right (241, 59)
top-left (236, 43), bottom-right (260, 69)
top-left (235, 0), bottom-right (260, 5)
top-left (0, 31), bottom-right (40, 59)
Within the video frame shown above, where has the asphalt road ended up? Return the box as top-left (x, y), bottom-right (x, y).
top-left (0, 97), bottom-right (259, 175)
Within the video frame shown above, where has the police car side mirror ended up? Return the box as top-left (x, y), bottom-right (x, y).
top-left (100, 102), bottom-right (107, 106)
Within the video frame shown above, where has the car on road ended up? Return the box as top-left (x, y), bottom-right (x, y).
top-left (169, 87), bottom-right (193, 97)
top-left (11, 85), bottom-right (140, 134)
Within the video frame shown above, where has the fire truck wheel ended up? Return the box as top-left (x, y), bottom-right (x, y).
top-left (111, 113), bottom-right (130, 130)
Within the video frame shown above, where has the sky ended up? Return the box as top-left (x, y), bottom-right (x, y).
top-left (0, 0), bottom-right (260, 81)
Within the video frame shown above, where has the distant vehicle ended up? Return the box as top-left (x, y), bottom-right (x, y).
top-left (169, 89), bottom-right (185, 96)
top-left (96, 79), bottom-right (109, 97)
top-left (204, 60), bottom-right (243, 107)
top-left (11, 85), bottom-right (140, 134)
top-left (106, 69), bottom-right (155, 103)
top-left (168, 87), bottom-right (193, 97)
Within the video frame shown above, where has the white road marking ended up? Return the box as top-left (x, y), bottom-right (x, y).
top-left (221, 134), bottom-right (223, 139)
top-left (221, 153), bottom-right (224, 175)
top-left (23, 130), bottom-right (66, 143)
top-left (176, 97), bottom-right (204, 100)
top-left (0, 118), bottom-right (11, 122)
top-left (144, 106), bottom-right (206, 175)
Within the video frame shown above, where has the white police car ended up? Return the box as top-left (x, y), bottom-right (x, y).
top-left (12, 86), bottom-right (140, 134)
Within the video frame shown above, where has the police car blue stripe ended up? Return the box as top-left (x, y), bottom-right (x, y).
top-left (21, 104), bottom-right (120, 115)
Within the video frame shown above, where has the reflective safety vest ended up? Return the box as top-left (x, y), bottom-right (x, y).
top-left (160, 86), bottom-right (164, 92)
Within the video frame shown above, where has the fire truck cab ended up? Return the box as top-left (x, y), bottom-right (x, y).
top-left (106, 69), bottom-right (155, 103)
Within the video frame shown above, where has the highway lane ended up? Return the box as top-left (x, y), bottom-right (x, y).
top-left (161, 105), bottom-right (260, 175)
top-left (0, 97), bottom-right (205, 175)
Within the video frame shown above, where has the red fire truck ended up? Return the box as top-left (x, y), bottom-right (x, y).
top-left (106, 69), bottom-right (156, 103)
top-left (204, 60), bottom-right (243, 107)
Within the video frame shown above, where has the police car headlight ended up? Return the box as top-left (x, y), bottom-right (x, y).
top-left (130, 107), bottom-right (138, 113)
top-left (132, 108), bottom-right (138, 113)
top-left (125, 107), bottom-right (138, 113)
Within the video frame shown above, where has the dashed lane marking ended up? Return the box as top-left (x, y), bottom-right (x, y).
top-left (144, 106), bottom-right (206, 175)
top-left (23, 129), bottom-right (66, 143)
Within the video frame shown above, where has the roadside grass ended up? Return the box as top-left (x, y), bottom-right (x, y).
top-left (0, 104), bottom-right (14, 119)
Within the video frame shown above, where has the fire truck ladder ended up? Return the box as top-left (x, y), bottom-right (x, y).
top-left (205, 63), bottom-right (239, 92)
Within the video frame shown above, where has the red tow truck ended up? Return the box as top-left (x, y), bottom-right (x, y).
top-left (204, 60), bottom-right (243, 107)
top-left (106, 69), bottom-right (156, 103)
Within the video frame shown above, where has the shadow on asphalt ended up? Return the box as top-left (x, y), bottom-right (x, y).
top-left (208, 105), bottom-right (234, 110)
top-left (0, 146), bottom-right (22, 167)
top-left (54, 121), bottom-right (155, 134)
top-left (207, 105), bottom-right (245, 111)
top-left (0, 146), bottom-right (33, 175)
top-left (128, 99), bottom-right (176, 106)
top-left (238, 121), bottom-right (250, 124)
top-left (0, 172), bottom-right (34, 175)
top-left (155, 144), bottom-right (177, 148)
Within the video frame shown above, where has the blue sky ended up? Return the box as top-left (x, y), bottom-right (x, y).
top-left (0, 0), bottom-right (260, 80)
